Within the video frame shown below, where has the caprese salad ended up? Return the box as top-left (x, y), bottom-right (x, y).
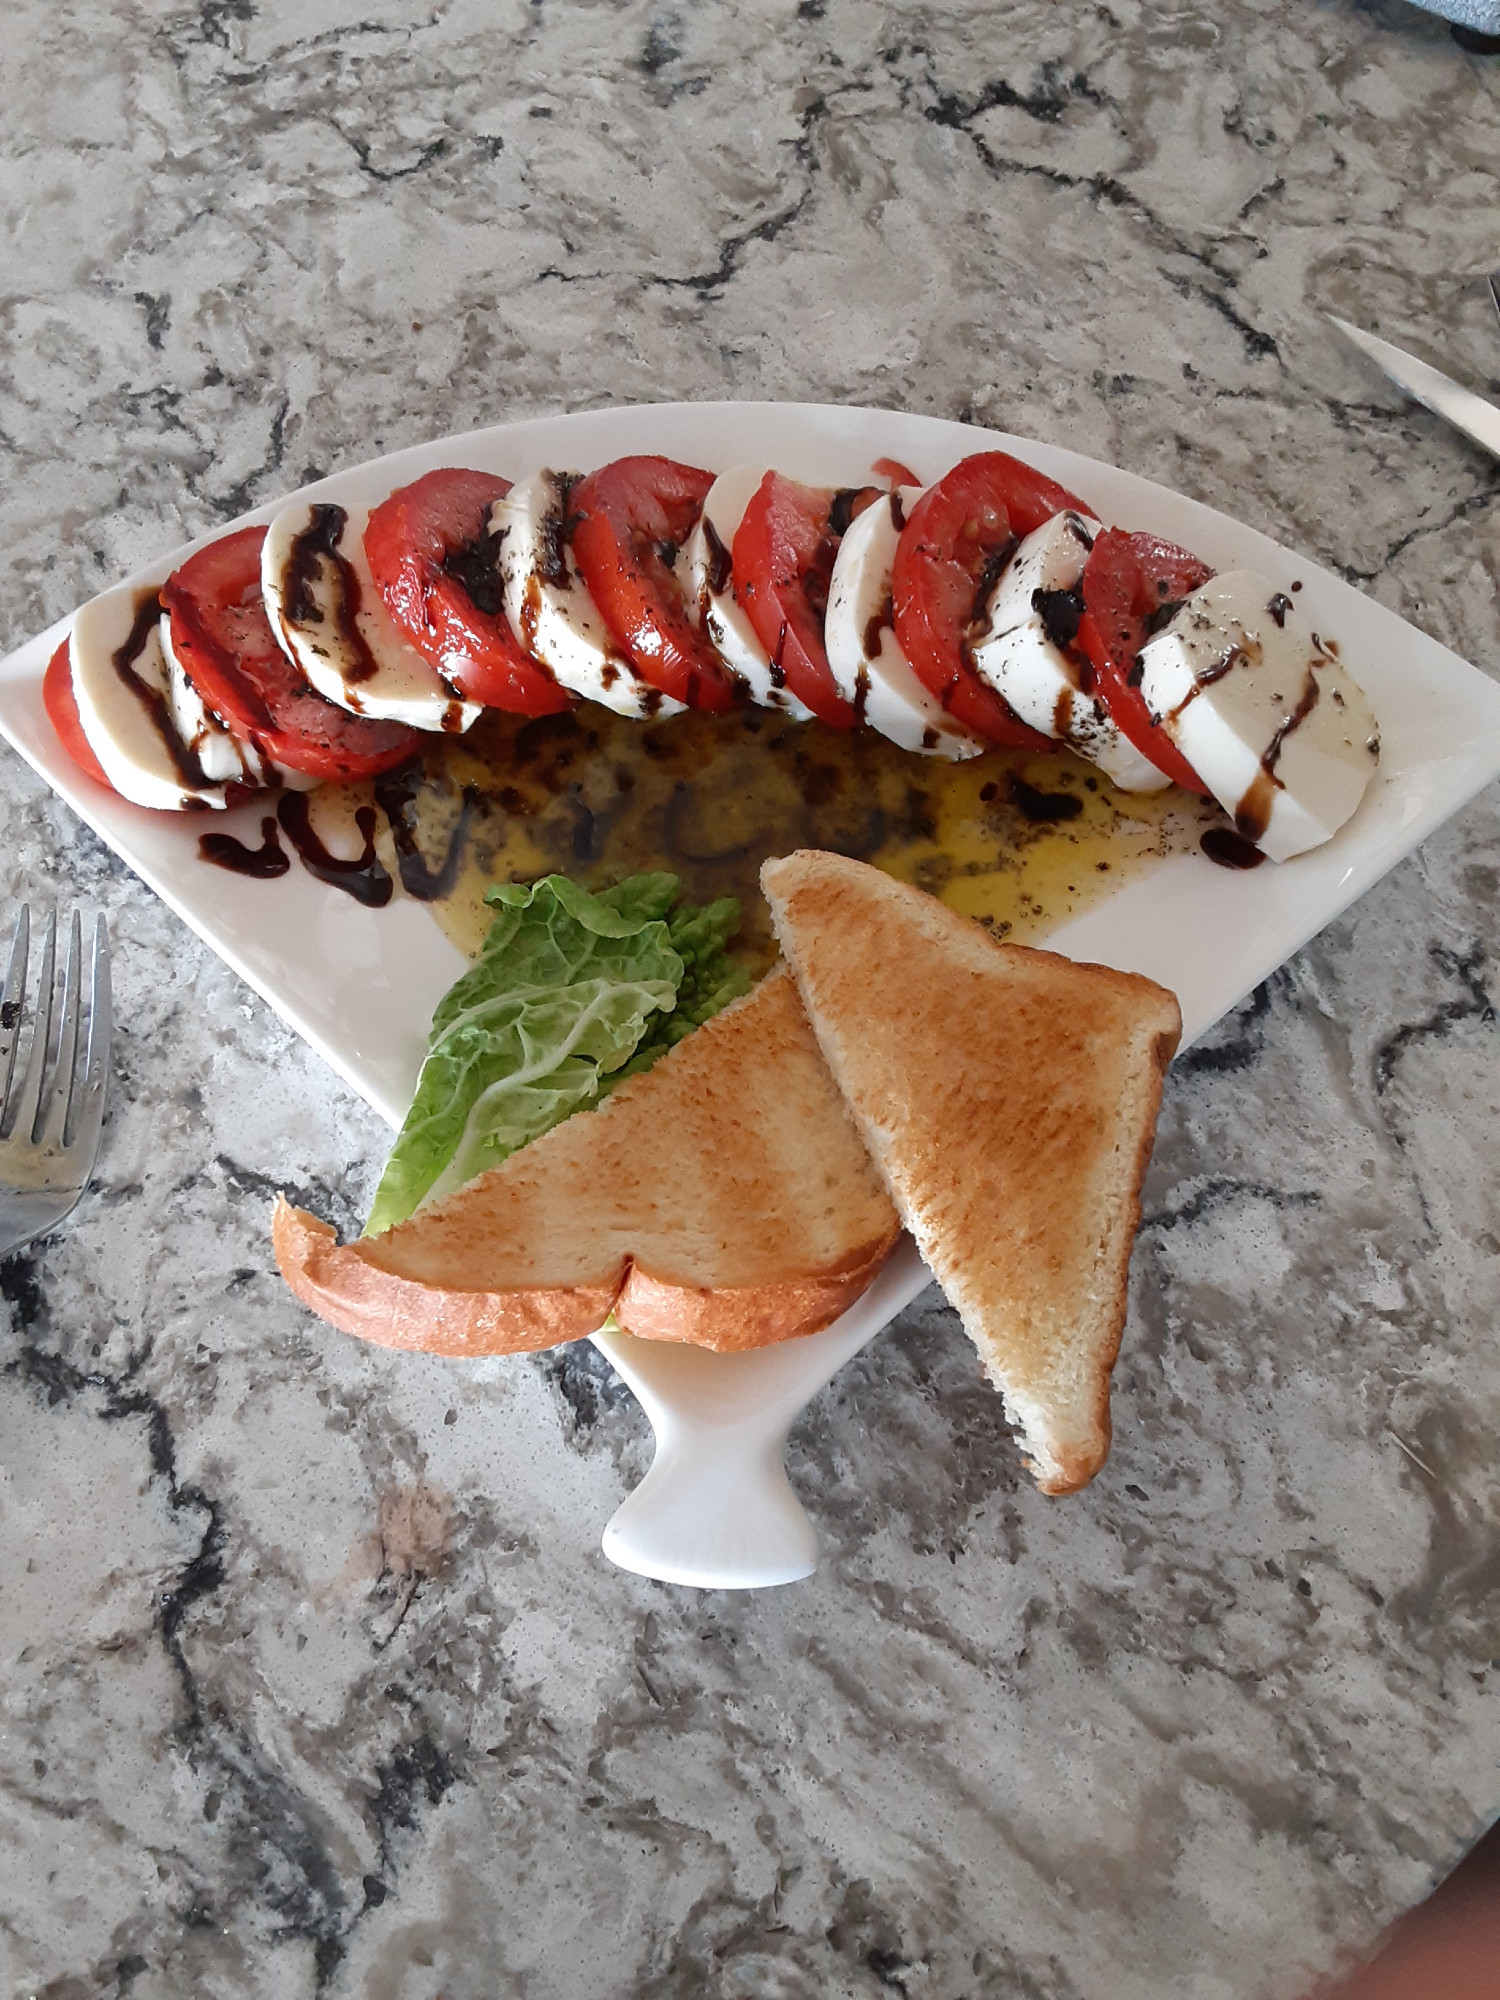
top-left (44, 442), bottom-right (1381, 865)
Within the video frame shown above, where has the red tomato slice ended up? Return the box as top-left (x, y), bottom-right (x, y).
top-left (569, 455), bottom-right (740, 714)
top-left (872, 456), bottom-right (920, 488)
top-left (892, 452), bottom-right (1092, 748)
top-left (364, 469), bottom-right (569, 715)
top-left (161, 528), bottom-right (422, 783)
top-left (43, 639), bottom-right (112, 789)
top-left (1076, 529), bottom-right (1213, 793)
top-left (731, 474), bottom-right (884, 728)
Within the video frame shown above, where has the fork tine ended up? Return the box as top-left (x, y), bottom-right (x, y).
top-left (7, 907), bottom-right (57, 1145)
top-left (41, 911), bottom-right (83, 1149)
top-left (0, 904), bottom-right (29, 1121)
top-left (68, 914), bottom-right (112, 1161)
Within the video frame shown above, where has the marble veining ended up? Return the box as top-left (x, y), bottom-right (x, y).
top-left (1, 1), bottom-right (1498, 1995)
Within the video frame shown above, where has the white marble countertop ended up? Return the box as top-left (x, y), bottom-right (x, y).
top-left (2, 3), bottom-right (1498, 1995)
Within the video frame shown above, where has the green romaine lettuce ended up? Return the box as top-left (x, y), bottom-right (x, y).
top-left (608, 891), bottom-right (748, 1087)
top-left (364, 873), bottom-right (749, 1236)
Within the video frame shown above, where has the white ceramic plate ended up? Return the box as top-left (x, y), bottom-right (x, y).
top-left (4, 401), bottom-right (1500, 1589)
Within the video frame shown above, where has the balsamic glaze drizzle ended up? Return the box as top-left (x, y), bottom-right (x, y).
top-left (198, 817), bottom-right (291, 878)
top-left (283, 506), bottom-right (344, 626)
top-left (1033, 587), bottom-right (1085, 652)
top-left (1200, 827), bottom-right (1266, 870)
top-left (1008, 773), bottom-right (1083, 824)
top-left (701, 517), bottom-right (733, 596)
top-left (373, 767), bottom-right (480, 901)
top-left (441, 533), bottom-right (506, 617)
top-left (862, 591), bottom-right (894, 662)
top-left (535, 474), bottom-right (579, 588)
top-left (114, 592), bottom-right (213, 794)
top-left (969, 535), bottom-right (1019, 628)
top-left (276, 793), bottom-right (393, 906)
top-left (1234, 666), bottom-right (1322, 843)
top-left (827, 486), bottom-right (881, 538)
top-left (281, 504), bottom-right (383, 685)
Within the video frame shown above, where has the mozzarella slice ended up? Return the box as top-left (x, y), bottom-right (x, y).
top-left (69, 585), bottom-right (234, 811)
top-left (160, 617), bottom-right (318, 794)
top-left (824, 487), bottom-right (983, 759)
top-left (1138, 571), bottom-right (1379, 862)
top-left (682, 465), bottom-right (814, 719)
top-left (974, 614), bottom-right (1170, 793)
top-left (969, 507), bottom-right (1167, 792)
top-left (261, 500), bottom-right (483, 734)
top-left (490, 470), bottom-right (685, 721)
top-left (985, 509), bottom-right (1102, 639)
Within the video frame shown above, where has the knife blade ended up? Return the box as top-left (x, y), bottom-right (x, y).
top-left (1327, 314), bottom-right (1500, 463)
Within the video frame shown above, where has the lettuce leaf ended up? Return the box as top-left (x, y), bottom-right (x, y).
top-left (364, 872), bottom-right (747, 1236)
top-left (609, 893), bottom-right (749, 1087)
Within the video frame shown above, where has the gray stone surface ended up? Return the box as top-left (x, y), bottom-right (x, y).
top-left (1, 2), bottom-right (1498, 1995)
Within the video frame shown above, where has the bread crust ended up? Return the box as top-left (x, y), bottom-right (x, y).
top-left (762, 849), bottom-right (1181, 1494)
top-left (617, 1236), bottom-right (897, 1351)
top-left (273, 1198), bottom-right (898, 1359)
top-left (273, 1198), bottom-right (617, 1357)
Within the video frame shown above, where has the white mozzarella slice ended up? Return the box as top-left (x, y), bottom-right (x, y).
top-left (985, 510), bottom-right (1102, 639)
top-left (682, 464), bottom-right (814, 719)
top-left (490, 470), bottom-right (685, 721)
top-left (261, 500), bottom-right (483, 734)
top-left (975, 616), bottom-right (1170, 793)
top-left (69, 585), bottom-right (233, 811)
top-left (1138, 571), bottom-right (1380, 862)
top-left (160, 617), bottom-right (318, 794)
top-left (160, 616), bottom-right (269, 789)
top-left (824, 488), bottom-right (983, 760)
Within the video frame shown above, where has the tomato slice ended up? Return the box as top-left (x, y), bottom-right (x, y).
top-left (731, 473), bottom-right (884, 728)
top-left (364, 469), bottom-right (569, 715)
top-left (872, 456), bottom-right (920, 488)
top-left (43, 639), bottom-right (112, 789)
top-left (567, 455), bottom-right (740, 714)
top-left (1076, 529), bottom-right (1213, 793)
top-left (161, 528), bottom-right (422, 783)
top-left (892, 452), bottom-right (1093, 748)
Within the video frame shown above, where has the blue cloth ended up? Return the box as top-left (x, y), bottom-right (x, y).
top-left (1408, 0), bottom-right (1500, 29)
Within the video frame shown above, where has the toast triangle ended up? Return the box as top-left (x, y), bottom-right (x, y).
top-left (275, 962), bottom-right (901, 1358)
top-left (762, 851), bottom-right (1181, 1493)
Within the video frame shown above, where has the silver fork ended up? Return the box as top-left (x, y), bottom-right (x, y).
top-left (0, 907), bottom-right (111, 1259)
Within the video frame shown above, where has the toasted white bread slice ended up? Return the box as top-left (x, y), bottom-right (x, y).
top-left (762, 851), bottom-right (1181, 1494)
top-left (274, 963), bottom-right (901, 1359)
